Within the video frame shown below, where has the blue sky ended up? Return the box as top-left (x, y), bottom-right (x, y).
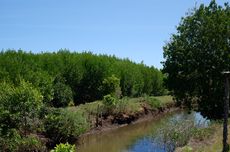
top-left (0, 0), bottom-right (226, 68)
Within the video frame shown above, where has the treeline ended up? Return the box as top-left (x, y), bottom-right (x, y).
top-left (0, 49), bottom-right (165, 151)
top-left (0, 49), bottom-right (165, 106)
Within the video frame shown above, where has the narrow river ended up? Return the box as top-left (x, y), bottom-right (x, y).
top-left (76, 111), bottom-right (209, 152)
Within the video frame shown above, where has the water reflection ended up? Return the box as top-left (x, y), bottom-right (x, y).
top-left (77, 111), bottom-right (209, 152)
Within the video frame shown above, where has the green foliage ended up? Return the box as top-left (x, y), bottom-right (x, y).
top-left (0, 49), bottom-right (166, 150)
top-left (0, 81), bottom-right (45, 151)
top-left (103, 94), bottom-right (117, 107)
top-left (0, 130), bottom-right (45, 152)
top-left (145, 96), bottom-right (162, 109)
top-left (181, 146), bottom-right (193, 152)
top-left (191, 126), bottom-right (214, 140)
top-left (0, 81), bottom-right (43, 135)
top-left (44, 108), bottom-right (89, 143)
top-left (155, 114), bottom-right (212, 152)
top-left (51, 76), bottom-right (73, 107)
top-left (157, 119), bottom-right (204, 151)
top-left (25, 70), bottom-right (54, 104)
top-left (16, 135), bottom-right (46, 152)
top-left (162, 0), bottom-right (230, 119)
top-left (0, 50), bottom-right (164, 104)
top-left (75, 53), bottom-right (109, 103)
top-left (51, 143), bottom-right (76, 152)
top-left (114, 97), bottom-right (141, 114)
top-left (102, 75), bottom-right (121, 98)
top-left (0, 129), bottom-right (21, 152)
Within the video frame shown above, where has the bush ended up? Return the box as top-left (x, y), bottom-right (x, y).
top-left (0, 81), bottom-right (43, 135)
top-left (102, 75), bottom-right (121, 98)
top-left (25, 71), bottom-right (54, 104)
top-left (191, 127), bottom-right (214, 141)
top-left (44, 108), bottom-right (88, 143)
top-left (103, 94), bottom-right (117, 107)
top-left (51, 143), bottom-right (76, 152)
top-left (0, 130), bottom-right (46, 152)
top-left (102, 94), bottom-right (118, 114)
top-left (155, 118), bottom-right (211, 152)
top-left (51, 78), bottom-right (73, 107)
top-left (181, 146), bottom-right (193, 152)
top-left (145, 96), bottom-right (162, 109)
top-left (156, 120), bottom-right (194, 151)
top-left (0, 129), bottom-right (21, 152)
top-left (16, 135), bottom-right (46, 152)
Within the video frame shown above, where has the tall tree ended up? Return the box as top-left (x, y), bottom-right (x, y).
top-left (162, 0), bottom-right (230, 119)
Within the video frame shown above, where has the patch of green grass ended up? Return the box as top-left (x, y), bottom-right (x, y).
top-left (68, 100), bottom-right (103, 115)
top-left (191, 126), bottom-right (214, 141)
top-left (114, 97), bottom-right (141, 114)
top-left (66, 95), bottom-right (174, 131)
top-left (146, 97), bottom-right (162, 109)
top-left (68, 96), bottom-right (174, 117)
top-left (143, 95), bottom-right (173, 109)
top-left (154, 96), bottom-right (174, 105)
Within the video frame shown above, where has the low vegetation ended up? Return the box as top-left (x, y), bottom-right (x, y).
top-left (176, 122), bottom-right (230, 152)
top-left (44, 108), bottom-right (89, 144)
top-left (51, 143), bottom-right (76, 152)
top-left (69, 95), bottom-right (173, 127)
top-left (155, 116), bottom-right (213, 152)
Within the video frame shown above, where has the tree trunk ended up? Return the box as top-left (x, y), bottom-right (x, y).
top-left (223, 76), bottom-right (229, 152)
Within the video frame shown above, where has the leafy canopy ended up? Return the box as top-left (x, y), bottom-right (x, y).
top-left (162, 0), bottom-right (230, 119)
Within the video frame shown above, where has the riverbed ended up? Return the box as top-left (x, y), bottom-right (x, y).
top-left (76, 111), bottom-right (209, 152)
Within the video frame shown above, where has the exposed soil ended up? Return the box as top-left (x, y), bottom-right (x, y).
top-left (80, 102), bottom-right (179, 136)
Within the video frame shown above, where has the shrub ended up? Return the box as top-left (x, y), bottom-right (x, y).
top-left (16, 135), bottom-right (46, 152)
top-left (181, 146), bottom-right (193, 152)
top-left (51, 143), bottom-right (76, 152)
top-left (25, 71), bottom-right (54, 104)
top-left (191, 127), bottom-right (214, 141)
top-left (156, 120), bottom-right (194, 152)
top-left (0, 81), bottom-right (43, 135)
top-left (51, 80), bottom-right (73, 108)
top-left (0, 129), bottom-right (21, 152)
top-left (103, 94), bottom-right (117, 107)
top-left (44, 108), bottom-right (88, 143)
top-left (145, 96), bottom-right (162, 109)
top-left (155, 118), bottom-right (211, 152)
top-left (102, 75), bottom-right (121, 98)
top-left (102, 94), bottom-right (117, 113)
top-left (0, 130), bottom-right (46, 152)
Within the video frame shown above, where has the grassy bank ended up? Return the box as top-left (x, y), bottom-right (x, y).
top-left (72, 95), bottom-right (173, 114)
top-left (67, 95), bottom-right (174, 130)
top-left (176, 122), bottom-right (229, 152)
top-left (0, 95), bottom-right (174, 151)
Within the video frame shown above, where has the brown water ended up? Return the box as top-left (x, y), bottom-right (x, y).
top-left (76, 111), bottom-right (208, 152)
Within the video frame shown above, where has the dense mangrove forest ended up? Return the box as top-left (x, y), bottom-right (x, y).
top-left (1, 0), bottom-right (230, 152)
top-left (0, 50), bottom-right (168, 151)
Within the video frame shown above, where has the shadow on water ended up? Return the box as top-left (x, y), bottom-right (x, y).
top-left (76, 111), bottom-right (209, 152)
